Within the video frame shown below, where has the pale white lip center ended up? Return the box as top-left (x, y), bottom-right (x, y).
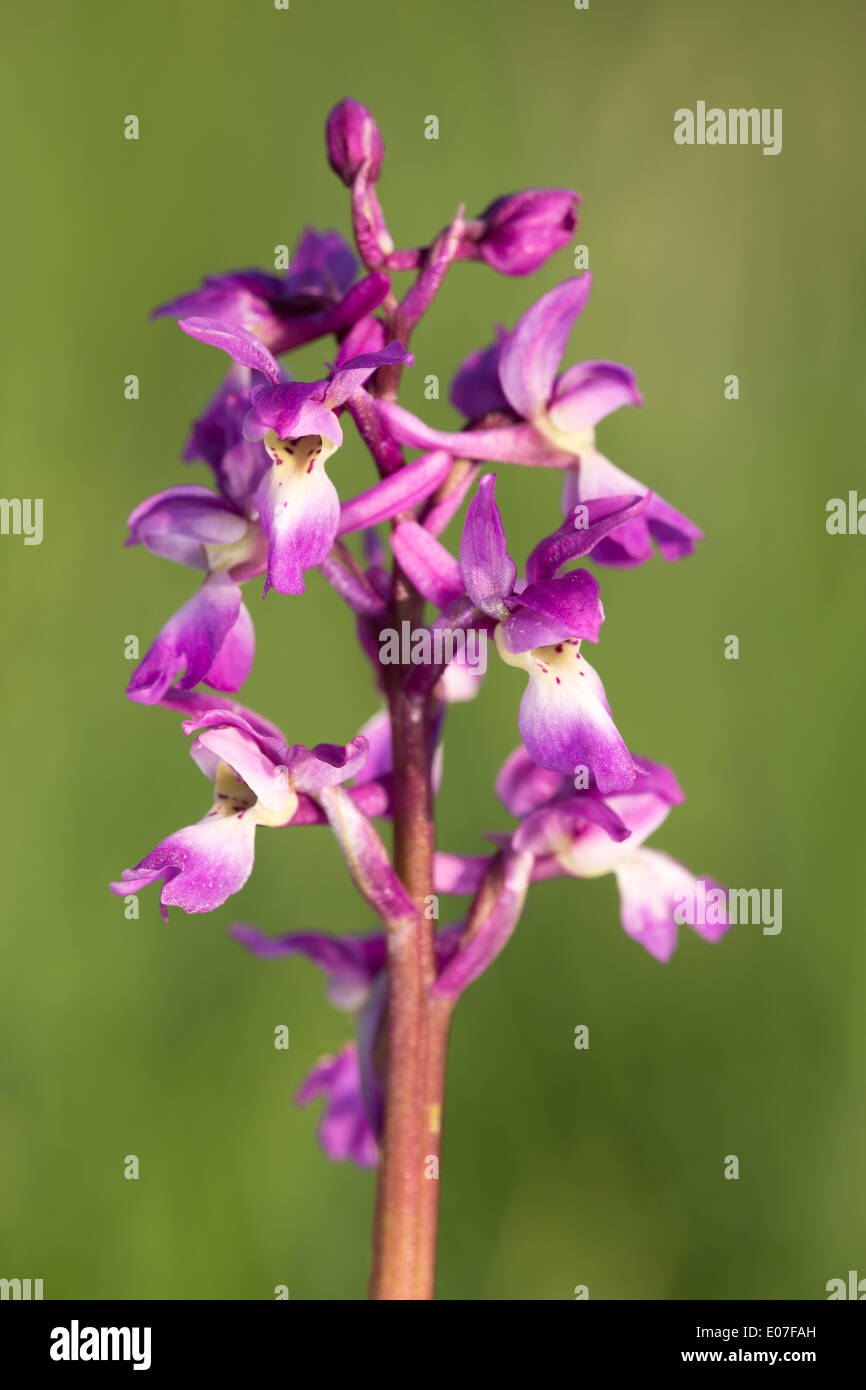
top-left (210, 759), bottom-right (297, 828)
top-left (532, 407), bottom-right (596, 459)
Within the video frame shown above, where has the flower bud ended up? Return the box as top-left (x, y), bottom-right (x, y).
top-left (465, 188), bottom-right (580, 276)
top-left (326, 98), bottom-right (384, 185)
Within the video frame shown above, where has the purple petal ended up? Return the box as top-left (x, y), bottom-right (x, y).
top-left (507, 637), bottom-right (637, 791)
top-left (495, 744), bottom-right (566, 816)
top-left (432, 851), bottom-right (533, 999)
top-left (502, 568), bottom-right (604, 652)
top-left (231, 925), bottom-right (386, 1007)
top-left (459, 474), bottom-right (517, 617)
top-left (548, 360), bottom-right (643, 433)
top-left (378, 402), bottom-right (567, 466)
top-left (296, 1042), bottom-right (379, 1168)
top-left (190, 725), bottom-right (292, 816)
top-left (498, 275), bottom-right (592, 420)
top-left (318, 785), bottom-right (419, 926)
top-left (202, 598), bottom-right (254, 693)
top-left (109, 811), bottom-right (257, 920)
top-left (127, 486), bottom-right (248, 568)
top-left (322, 341), bottom-right (413, 411)
top-left (526, 490), bottom-right (651, 582)
top-left (126, 572), bottom-right (245, 705)
top-left (450, 335), bottom-right (510, 418)
top-left (183, 366), bottom-right (270, 512)
top-left (547, 786), bottom-right (675, 877)
top-left (512, 796), bottom-right (631, 857)
top-left (179, 318), bottom-right (282, 385)
top-left (159, 690), bottom-right (287, 745)
top-left (257, 443), bottom-right (340, 595)
top-left (433, 853), bottom-right (490, 895)
top-left (286, 737), bottom-right (369, 793)
top-left (351, 710), bottom-right (392, 784)
top-left (182, 706), bottom-right (288, 779)
top-left (153, 278), bottom-right (286, 341)
top-left (613, 850), bottom-right (729, 962)
top-left (245, 382), bottom-right (340, 446)
top-left (284, 226), bottom-right (358, 300)
top-left (390, 521), bottom-right (464, 609)
top-left (567, 450), bottom-right (703, 567)
top-left (337, 450), bottom-right (451, 536)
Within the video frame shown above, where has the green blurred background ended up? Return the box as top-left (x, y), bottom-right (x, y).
top-left (1, 0), bottom-right (863, 1300)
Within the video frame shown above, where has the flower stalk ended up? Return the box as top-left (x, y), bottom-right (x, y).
top-left (110, 93), bottom-right (728, 1304)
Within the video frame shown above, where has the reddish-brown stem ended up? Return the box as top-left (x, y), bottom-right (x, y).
top-left (368, 574), bottom-right (443, 1299)
top-left (412, 991), bottom-right (453, 1298)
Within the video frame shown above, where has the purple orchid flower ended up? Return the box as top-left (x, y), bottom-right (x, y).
top-left (124, 485), bottom-right (267, 705)
top-left (378, 276), bottom-right (702, 563)
top-left (112, 94), bottom-right (730, 1300)
top-left (177, 319), bottom-right (427, 594)
top-left (125, 441), bottom-right (451, 703)
top-left (463, 475), bottom-right (638, 789)
top-left (499, 746), bottom-right (729, 962)
top-left (110, 707), bottom-right (368, 919)
top-left (153, 226), bottom-right (390, 355)
top-left (392, 472), bottom-right (645, 790)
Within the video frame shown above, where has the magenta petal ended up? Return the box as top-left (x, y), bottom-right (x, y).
top-left (257, 453), bottom-right (340, 595)
top-left (179, 317), bottom-right (282, 384)
top-left (231, 925), bottom-right (386, 1008)
top-left (632, 755), bottom-right (685, 806)
top-left (378, 402), bottom-right (567, 466)
top-left (432, 852), bottom-right (490, 895)
top-left (127, 486), bottom-right (248, 568)
top-left (516, 644), bottom-right (637, 791)
top-left (512, 797), bottom-right (631, 857)
top-left (502, 569), bottom-right (604, 652)
top-left (495, 744), bottom-right (566, 816)
top-left (203, 599), bottom-right (254, 693)
top-left (318, 785), bottom-right (419, 926)
top-left (337, 450), bottom-right (451, 536)
top-left (613, 850), bottom-right (729, 962)
top-left (450, 335), bottom-right (509, 418)
top-left (296, 1042), bottom-right (379, 1168)
top-left (432, 851), bottom-right (533, 999)
top-left (549, 360), bottom-right (643, 433)
top-left (569, 450), bottom-right (703, 567)
top-left (351, 710), bottom-right (392, 785)
top-left (526, 490), bottom-right (651, 582)
top-left (246, 383), bottom-right (340, 446)
top-left (160, 690), bottom-right (288, 745)
top-left (322, 341), bottom-right (413, 411)
top-left (110, 811), bottom-right (257, 920)
top-left (498, 275), bottom-right (592, 420)
top-left (126, 572), bottom-right (245, 705)
top-left (191, 723), bottom-right (290, 812)
top-left (284, 226), bottom-right (358, 299)
top-left (549, 786), bottom-right (675, 877)
top-left (390, 520), bottom-right (464, 609)
top-left (286, 736), bottom-right (369, 793)
top-left (459, 474), bottom-right (517, 617)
